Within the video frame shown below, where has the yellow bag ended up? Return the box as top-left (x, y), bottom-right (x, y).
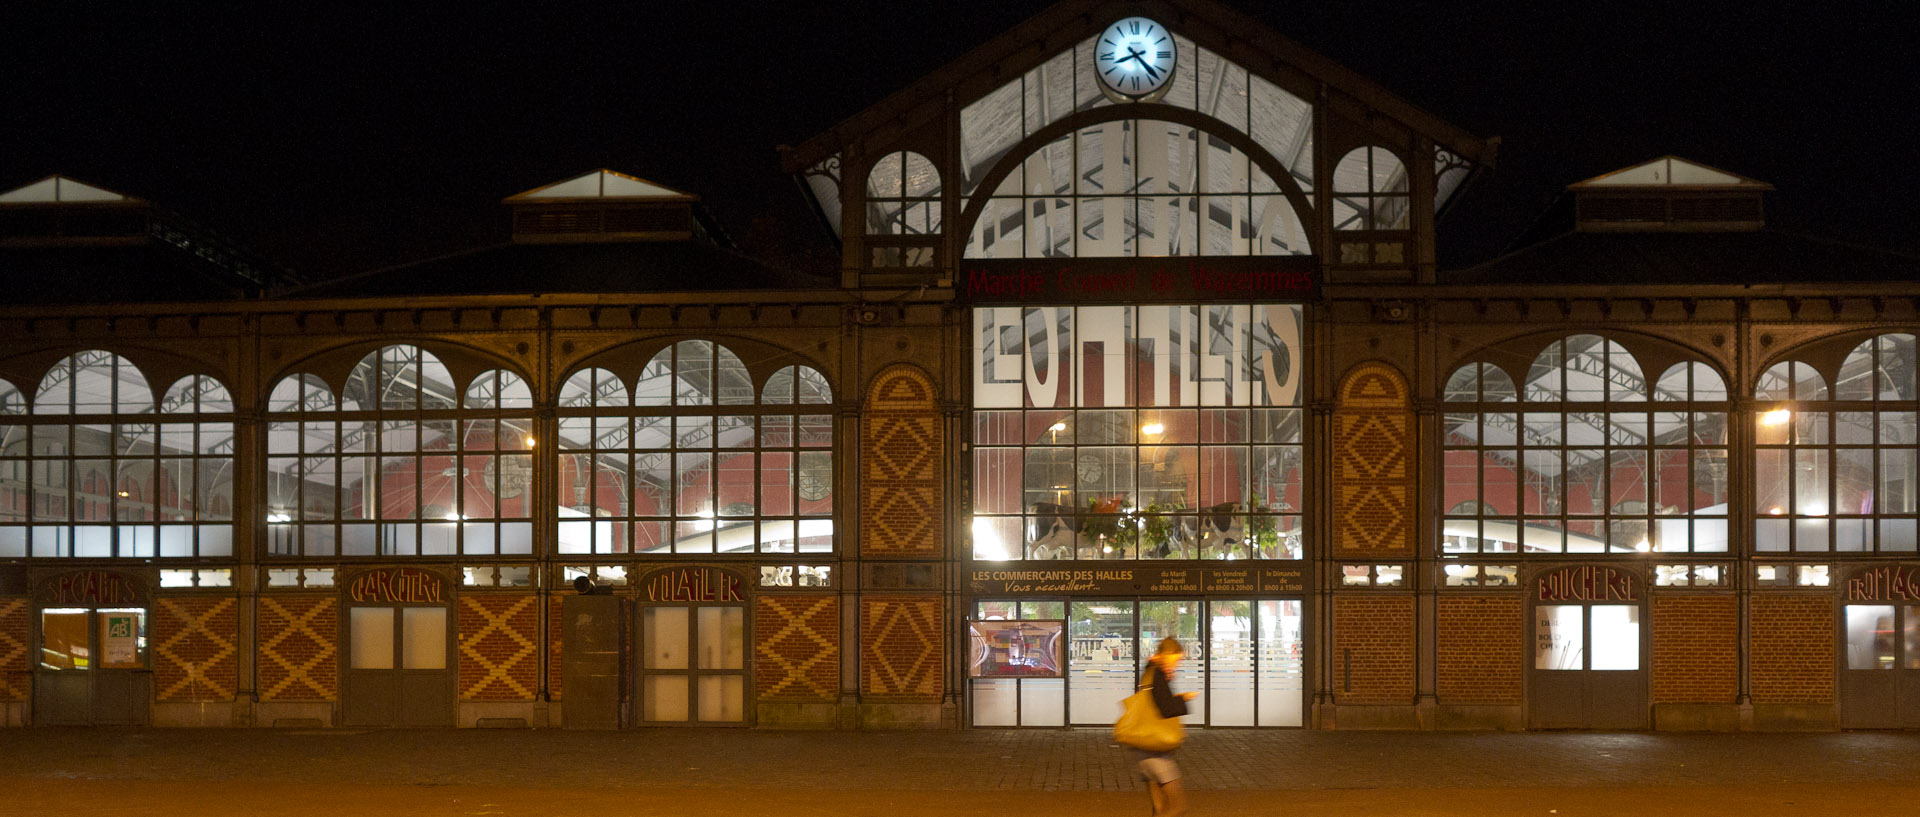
top-left (1112, 682), bottom-right (1185, 751)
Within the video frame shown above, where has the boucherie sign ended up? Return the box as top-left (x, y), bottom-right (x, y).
top-left (347, 567), bottom-right (447, 604)
top-left (1536, 565), bottom-right (1637, 602)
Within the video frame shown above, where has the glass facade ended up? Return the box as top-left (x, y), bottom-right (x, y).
top-left (971, 305), bottom-right (1304, 561)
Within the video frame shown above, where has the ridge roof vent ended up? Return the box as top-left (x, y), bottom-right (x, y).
top-left (503, 169), bottom-right (707, 244)
top-left (1570, 156), bottom-right (1771, 233)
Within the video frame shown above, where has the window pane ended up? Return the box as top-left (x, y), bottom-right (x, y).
top-left (1535, 605), bottom-right (1582, 670)
top-left (1846, 605), bottom-right (1896, 670)
top-left (349, 607), bottom-right (394, 670)
top-left (401, 607), bottom-right (446, 670)
top-left (1589, 605), bottom-right (1639, 670)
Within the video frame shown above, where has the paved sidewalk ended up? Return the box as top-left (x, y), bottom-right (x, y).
top-left (1, 727), bottom-right (1916, 815)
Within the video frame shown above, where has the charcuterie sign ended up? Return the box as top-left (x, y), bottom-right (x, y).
top-left (347, 567), bottom-right (446, 604)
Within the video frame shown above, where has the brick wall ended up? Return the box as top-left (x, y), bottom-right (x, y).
top-left (153, 596), bottom-right (239, 701)
top-left (258, 595), bottom-right (337, 701)
top-left (754, 595), bottom-right (838, 701)
top-left (547, 595), bottom-right (565, 701)
top-left (861, 365), bottom-right (943, 558)
top-left (457, 594), bottom-right (541, 701)
top-left (1436, 595), bottom-right (1522, 703)
top-left (860, 595), bottom-right (942, 701)
top-left (0, 597), bottom-right (26, 701)
top-left (1332, 362), bottom-right (1413, 556)
top-left (1331, 595), bottom-right (1415, 704)
top-left (1750, 595), bottom-right (1834, 704)
top-left (1651, 595), bottom-right (1738, 704)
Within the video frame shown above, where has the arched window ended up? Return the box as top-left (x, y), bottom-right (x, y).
top-left (1441, 336), bottom-right (1728, 555)
top-left (865, 151), bottom-right (941, 236)
top-left (556, 341), bottom-right (835, 555)
top-left (0, 352), bottom-right (234, 560)
top-left (266, 346), bottom-right (520, 558)
top-left (1331, 147), bottom-right (1410, 231)
top-left (964, 120), bottom-right (1309, 259)
top-left (1755, 333), bottom-right (1918, 553)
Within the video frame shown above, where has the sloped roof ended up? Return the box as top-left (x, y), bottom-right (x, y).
top-left (504, 169), bottom-right (696, 202)
top-left (782, 0), bottom-right (1493, 173)
top-left (1445, 230), bottom-right (1920, 286)
top-left (278, 240), bottom-right (831, 299)
top-left (0, 175), bottom-right (139, 204)
top-left (1571, 156), bottom-right (1772, 189)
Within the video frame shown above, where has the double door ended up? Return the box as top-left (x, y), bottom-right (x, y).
top-left (343, 604), bottom-right (453, 726)
top-left (637, 603), bottom-right (746, 724)
top-left (34, 606), bottom-right (149, 725)
top-left (1840, 604), bottom-right (1920, 728)
top-left (1529, 602), bottom-right (1645, 729)
top-left (1062, 598), bottom-right (1304, 727)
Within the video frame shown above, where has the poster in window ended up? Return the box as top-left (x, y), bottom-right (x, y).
top-left (966, 619), bottom-right (1065, 678)
top-left (101, 612), bottom-right (138, 666)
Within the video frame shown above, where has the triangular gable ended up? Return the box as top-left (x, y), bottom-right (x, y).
top-left (0, 174), bottom-right (138, 204)
top-left (503, 169), bottom-right (695, 202)
top-left (781, 0), bottom-right (1492, 173)
top-left (1572, 156), bottom-right (1772, 189)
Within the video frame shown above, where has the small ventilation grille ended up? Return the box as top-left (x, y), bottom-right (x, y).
top-left (1579, 197), bottom-right (1666, 222)
top-left (1670, 196), bottom-right (1761, 222)
top-left (1576, 192), bottom-right (1765, 232)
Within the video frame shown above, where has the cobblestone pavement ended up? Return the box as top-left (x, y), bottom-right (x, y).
top-left (1, 728), bottom-right (1916, 816)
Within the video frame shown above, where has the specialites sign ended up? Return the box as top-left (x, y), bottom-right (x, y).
top-left (35, 569), bottom-right (147, 607)
top-left (968, 565), bottom-right (1305, 595)
top-left (346, 567), bottom-right (448, 604)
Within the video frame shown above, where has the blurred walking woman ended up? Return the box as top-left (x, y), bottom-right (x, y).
top-left (1136, 637), bottom-right (1197, 816)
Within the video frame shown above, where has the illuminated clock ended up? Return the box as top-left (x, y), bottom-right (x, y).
top-left (1095, 16), bottom-right (1177, 101)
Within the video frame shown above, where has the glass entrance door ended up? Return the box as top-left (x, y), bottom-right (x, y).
top-left (1529, 602), bottom-right (1645, 729)
top-left (638, 604), bottom-right (745, 724)
top-left (1840, 604), bottom-right (1920, 728)
top-left (1047, 598), bottom-right (1304, 728)
top-left (344, 604), bottom-right (452, 726)
top-left (34, 606), bottom-right (150, 725)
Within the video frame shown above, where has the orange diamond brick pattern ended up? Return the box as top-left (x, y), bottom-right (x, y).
top-left (0, 597), bottom-right (27, 701)
top-left (1436, 595), bottom-right (1522, 704)
top-left (1332, 595), bottom-right (1415, 704)
top-left (754, 595), bottom-right (839, 701)
top-left (1333, 362), bottom-right (1413, 556)
top-left (861, 365), bottom-right (943, 558)
top-left (154, 597), bottom-right (239, 701)
top-left (860, 595), bottom-right (942, 701)
top-left (258, 596), bottom-right (338, 701)
top-left (458, 594), bottom-right (541, 701)
top-left (1750, 595), bottom-right (1834, 704)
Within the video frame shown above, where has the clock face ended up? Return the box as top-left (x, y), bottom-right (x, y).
top-left (1096, 16), bottom-right (1176, 100)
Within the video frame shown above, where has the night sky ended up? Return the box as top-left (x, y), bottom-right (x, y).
top-left (6, 1), bottom-right (1915, 282)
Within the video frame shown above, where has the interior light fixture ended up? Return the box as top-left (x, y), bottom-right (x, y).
top-left (1049, 422), bottom-right (1067, 432)
top-left (1141, 422), bottom-right (1165, 435)
top-left (1761, 409), bottom-right (1792, 426)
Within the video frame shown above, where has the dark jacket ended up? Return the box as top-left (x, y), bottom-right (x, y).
top-left (1142, 661), bottom-right (1189, 719)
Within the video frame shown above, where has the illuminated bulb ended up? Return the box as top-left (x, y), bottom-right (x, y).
top-left (443, 512), bottom-right (462, 522)
top-left (1761, 409), bottom-right (1791, 426)
top-left (1634, 540), bottom-right (1650, 553)
top-left (117, 491), bottom-right (129, 498)
top-left (1049, 422), bottom-right (1067, 432)
top-left (525, 436), bottom-right (537, 447)
top-left (1804, 503), bottom-right (1827, 516)
top-left (1769, 506), bottom-right (1784, 516)
top-left (1141, 422), bottom-right (1165, 435)
top-left (266, 512), bottom-right (291, 523)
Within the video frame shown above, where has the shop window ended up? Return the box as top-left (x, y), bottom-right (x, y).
top-left (1441, 562), bottom-right (1519, 587)
top-left (1755, 334), bottom-right (1919, 553)
top-left (0, 354), bottom-right (235, 559)
top-left (557, 344), bottom-right (833, 555)
top-left (1442, 338), bottom-right (1727, 556)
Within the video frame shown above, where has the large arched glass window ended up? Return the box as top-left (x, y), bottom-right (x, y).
top-left (1755, 333), bottom-right (1918, 553)
top-left (1442, 336), bottom-right (1729, 555)
top-left (265, 346), bottom-right (528, 558)
top-left (965, 120), bottom-right (1308, 259)
top-left (556, 341), bottom-right (833, 555)
top-left (0, 351), bottom-right (234, 558)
